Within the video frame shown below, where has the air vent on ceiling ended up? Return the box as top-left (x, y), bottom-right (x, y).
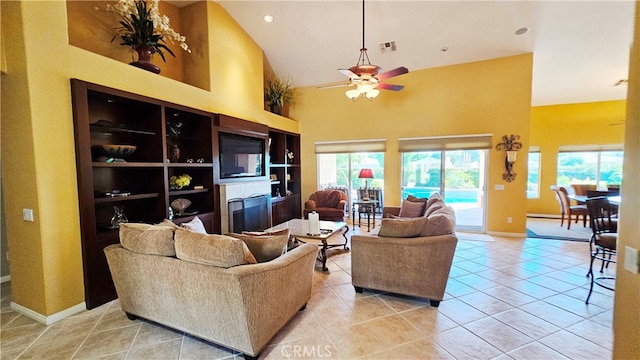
top-left (379, 41), bottom-right (397, 52)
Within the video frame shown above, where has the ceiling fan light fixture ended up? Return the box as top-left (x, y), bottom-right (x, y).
top-left (346, 89), bottom-right (361, 100)
top-left (365, 89), bottom-right (380, 100)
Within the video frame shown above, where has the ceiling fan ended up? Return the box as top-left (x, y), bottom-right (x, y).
top-left (318, 0), bottom-right (409, 101)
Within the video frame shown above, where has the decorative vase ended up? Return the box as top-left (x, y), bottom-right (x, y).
top-left (270, 103), bottom-right (282, 115)
top-left (110, 206), bottom-right (128, 229)
top-left (169, 144), bottom-right (180, 163)
top-left (130, 45), bottom-right (161, 74)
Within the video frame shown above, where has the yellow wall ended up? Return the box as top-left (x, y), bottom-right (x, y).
top-left (528, 101), bottom-right (626, 215)
top-left (290, 54), bottom-right (533, 234)
top-left (0, 0), bottom-right (297, 316)
top-left (613, 1), bottom-right (640, 357)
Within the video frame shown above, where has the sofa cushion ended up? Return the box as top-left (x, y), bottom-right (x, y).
top-left (229, 229), bottom-right (290, 262)
top-left (157, 218), bottom-right (180, 229)
top-left (427, 192), bottom-right (444, 209)
top-left (398, 200), bottom-right (426, 218)
top-left (424, 203), bottom-right (445, 217)
top-left (420, 206), bottom-right (456, 236)
top-left (180, 216), bottom-right (207, 234)
top-left (378, 217), bottom-right (429, 238)
top-left (119, 223), bottom-right (176, 257)
top-left (175, 229), bottom-right (256, 267)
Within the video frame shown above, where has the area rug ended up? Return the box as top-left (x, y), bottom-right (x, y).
top-left (525, 228), bottom-right (589, 242)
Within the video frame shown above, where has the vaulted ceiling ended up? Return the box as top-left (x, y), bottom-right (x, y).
top-left (213, 1), bottom-right (635, 106)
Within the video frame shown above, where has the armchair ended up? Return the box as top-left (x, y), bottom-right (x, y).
top-left (303, 190), bottom-right (348, 221)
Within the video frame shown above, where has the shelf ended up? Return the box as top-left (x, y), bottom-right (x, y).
top-left (168, 188), bottom-right (210, 196)
top-left (167, 163), bottom-right (214, 167)
top-left (93, 162), bottom-right (164, 168)
top-left (90, 122), bottom-right (156, 136)
top-left (94, 193), bottom-right (160, 203)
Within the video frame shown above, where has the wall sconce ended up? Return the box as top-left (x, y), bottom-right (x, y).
top-left (495, 134), bottom-right (523, 183)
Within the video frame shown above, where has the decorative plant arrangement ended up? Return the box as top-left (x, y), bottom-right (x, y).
top-left (169, 174), bottom-right (192, 190)
top-left (103, 0), bottom-right (191, 73)
top-left (264, 73), bottom-right (294, 115)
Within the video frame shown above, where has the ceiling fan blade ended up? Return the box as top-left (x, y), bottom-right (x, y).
top-left (338, 68), bottom-right (360, 79)
top-left (377, 83), bottom-right (404, 91)
top-left (375, 66), bottom-right (409, 81)
top-left (317, 83), bottom-right (351, 90)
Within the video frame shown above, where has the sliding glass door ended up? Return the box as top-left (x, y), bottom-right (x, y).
top-left (401, 149), bottom-right (488, 232)
top-left (317, 152), bottom-right (384, 216)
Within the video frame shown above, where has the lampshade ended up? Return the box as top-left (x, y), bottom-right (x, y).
top-left (358, 168), bottom-right (374, 179)
top-left (506, 150), bottom-right (518, 163)
top-left (346, 89), bottom-right (360, 100)
top-left (365, 89), bottom-right (380, 99)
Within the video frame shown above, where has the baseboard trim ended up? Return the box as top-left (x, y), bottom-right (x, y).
top-left (527, 213), bottom-right (561, 219)
top-left (487, 231), bottom-right (527, 238)
top-left (10, 301), bottom-right (86, 325)
top-left (1, 275), bottom-right (10, 283)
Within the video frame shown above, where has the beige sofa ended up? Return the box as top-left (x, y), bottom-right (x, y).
top-left (351, 194), bottom-right (458, 307)
top-left (104, 223), bottom-right (318, 359)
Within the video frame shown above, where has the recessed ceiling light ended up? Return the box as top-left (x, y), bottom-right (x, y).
top-left (515, 27), bottom-right (529, 35)
top-left (264, 15), bottom-right (274, 23)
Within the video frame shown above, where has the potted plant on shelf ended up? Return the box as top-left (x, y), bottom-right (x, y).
top-left (103, 0), bottom-right (191, 74)
top-left (264, 74), bottom-right (294, 115)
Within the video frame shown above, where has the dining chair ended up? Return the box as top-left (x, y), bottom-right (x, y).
top-left (586, 190), bottom-right (620, 221)
top-left (551, 185), bottom-right (588, 229)
top-left (585, 196), bottom-right (617, 304)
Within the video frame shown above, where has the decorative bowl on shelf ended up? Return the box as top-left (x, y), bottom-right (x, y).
top-left (99, 144), bottom-right (137, 162)
top-left (171, 198), bottom-right (192, 216)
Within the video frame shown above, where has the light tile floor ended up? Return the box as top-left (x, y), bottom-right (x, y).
top-left (1, 225), bottom-right (615, 360)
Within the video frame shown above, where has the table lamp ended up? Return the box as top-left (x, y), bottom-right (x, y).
top-left (358, 168), bottom-right (374, 199)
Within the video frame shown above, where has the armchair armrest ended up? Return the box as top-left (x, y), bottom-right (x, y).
top-left (337, 199), bottom-right (347, 211)
top-left (304, 199), bottom-right (317, 209)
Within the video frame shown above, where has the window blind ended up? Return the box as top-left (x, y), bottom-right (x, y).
top-left (314, 139), bottom-right (387, 154)
top-left (398, 134), bottom-right (493, 152)
top-left (558, 144), bottom-right (624, 152)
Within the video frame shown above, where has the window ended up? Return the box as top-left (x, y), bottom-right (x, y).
top-left (556, 149), bottom-right (623, 188)
top-left (315, 140), bottom-right (386, 215)
top-left (527, 149), bottom-right (540, 198)
top-left (317, 153), bottom-right (384, 208)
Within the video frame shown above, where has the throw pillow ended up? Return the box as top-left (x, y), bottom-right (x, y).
top-left (406, 194), bottom-right (428, 203)
top-left (377, 217), bottom-right (429, 238)
top-left (175, 229), bottom-right (256, 267)
top-left (181, 216), bottom-right (207, 234)
top-left (119, 223), bottom-right (176, 256)
top-left (420, 206), bottom-right (456, 236)
top-left (398, 200), bottom-right (426, 218)
top-left (229, 229), bottom-right (290, 263)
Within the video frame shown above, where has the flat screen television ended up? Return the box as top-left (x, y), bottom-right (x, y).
top-left (219, 132), bottom-right (265, 179)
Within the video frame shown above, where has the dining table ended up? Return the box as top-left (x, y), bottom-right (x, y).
top-left (569, 194), bottom-right (621, 206)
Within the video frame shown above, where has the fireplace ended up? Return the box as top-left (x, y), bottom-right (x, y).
top-left (219, 180), bottom-right (272, 233)
top-left (228, 194), bottom-right (272, 233)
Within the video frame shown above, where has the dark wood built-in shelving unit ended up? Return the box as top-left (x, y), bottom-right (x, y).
top-left (269, 130), bottom-right (301, 224)
top-left (71, 79), bottom-right (302, 309)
